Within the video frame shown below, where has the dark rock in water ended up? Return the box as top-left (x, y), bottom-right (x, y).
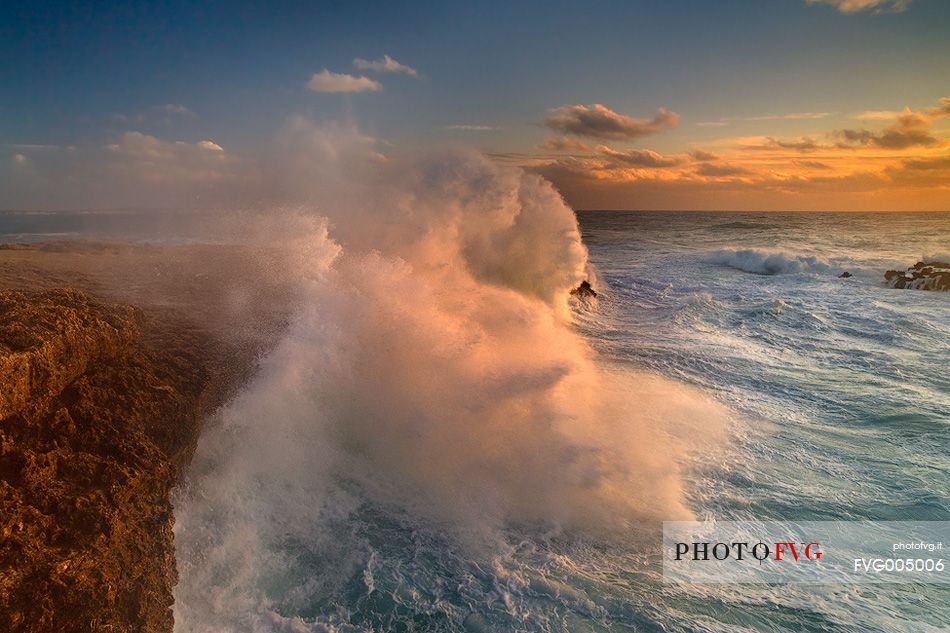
top-left (571, 280), bottom-right (597, 298)
top-left (838, 271), bottom-right (852, 278)
top-left (884, 260), bottom-right (950, 291)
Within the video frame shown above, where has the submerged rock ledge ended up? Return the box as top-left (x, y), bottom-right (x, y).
top-left (0, 289), bottom-right (224, 633)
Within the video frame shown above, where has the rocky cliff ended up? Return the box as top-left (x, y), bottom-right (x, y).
top-left (0, 289), bottom-right (222, 633)
top-left (884, 259), bottom-right (950, 291)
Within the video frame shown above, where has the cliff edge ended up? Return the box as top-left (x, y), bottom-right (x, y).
top-left (0, 289), bottom-right (221, 633)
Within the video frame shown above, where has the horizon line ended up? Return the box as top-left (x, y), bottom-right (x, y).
top-left (2, 207), bottom-right (949, 215)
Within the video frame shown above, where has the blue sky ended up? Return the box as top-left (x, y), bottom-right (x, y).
top-left (2, 0), bottom-right (949, 209)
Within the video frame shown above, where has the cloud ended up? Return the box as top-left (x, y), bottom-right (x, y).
top-left (197, 140), bottom-right (224, 151)
top-left (545, 104), bottom-right (679, 140)
top-left (729, 98), bottom-right (950, 153)
top-left (527, 97), bottom-right (950, 210)
top-left (689, 149), bottom-right (719, 162)
top-left (6, 143), bottom-right (71, 151)
top-left (741, 136), bottom-right (823, 152)
top-left (885, 155), bottom-right (950, 186)
top-left (896, 155), bottom-right (950, 171)
top-left (159, 103), bottom-right (195, 116)
top-left (533, 155), bottom-right (925, 212)
top-left (740, 112), bottom-right (832, 121)
top-left (930, 97), bottom-right (950, 117)
top-left (805, 0), bottom-right (911, 13)
top-left (695, 163), bottom-right (751, 177)
top-left (112, 103), bottom-right (196, 126)
top-left (599, 146), bottom-right (683, 168)
top-left (854, 98), bottom-right (950, 121)
top-left (771, 137), bottom-right (821, 152)
top-left (444, 124), bottom-right (498, 131)
top-left (795, 160), bottom-right (834, 170)
top-left (698, 112), bottom-right (832, 127)
top-left (852, 110), bottom-right (903, 120)
top-left (836, 108), bottom-right (937, 149)
top-left (306, 69), bottom-right (382, 93)
top-left (1, 130), bottom-right (248, 209)
top-left (104, 131), bottom-right (236, 182)
top-left (353, 54), bottom-right (418, 77)
top-left (775, 112), bottom-right (831, 120)
top-left (524, 94), bottom-right (950, 210)
top-left (537, 137), bottom-right (591, 152)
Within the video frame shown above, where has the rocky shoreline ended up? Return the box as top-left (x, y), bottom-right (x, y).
top-left (0, 241), bottom-right (297, 632)
top-left (884, 259), bottom-right (950, 291)
top-left (0, 288), bottom-right (228, 632)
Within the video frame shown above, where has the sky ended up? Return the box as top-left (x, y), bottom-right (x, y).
top-left (1, 0), bottom-right (949, 211)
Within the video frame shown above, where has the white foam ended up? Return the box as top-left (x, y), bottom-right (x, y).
top-left (708, 248), bottom-right (831, 275)
top-left (172, 121), bottom-right (729, 632)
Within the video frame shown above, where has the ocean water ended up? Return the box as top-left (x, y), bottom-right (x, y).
top-left (0, 209), bottom-right (225, 244)
top-left (4, 204), bottom-right (948, 632)
top-left (172, 207), bottom-right (949, 633)
top-left (571, 211), bottom-right (950, 631)
top-left (576, 210), bottom-right (950, 524)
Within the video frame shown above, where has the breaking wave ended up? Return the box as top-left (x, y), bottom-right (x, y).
top-left (171, 122), bottom-right (727, 632)
top-left (708, 248), bottom-right (831, 275)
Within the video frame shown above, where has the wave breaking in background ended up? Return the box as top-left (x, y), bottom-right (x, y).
top-left (707, 248), bottom-right (831, 275)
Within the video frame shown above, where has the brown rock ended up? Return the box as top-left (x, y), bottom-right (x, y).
top-left (884, 261), bottom-right (949, 291)
top-left (0, 289), bottom-right (223, 633)
top-left (0, 289), bottom-right (141, 420)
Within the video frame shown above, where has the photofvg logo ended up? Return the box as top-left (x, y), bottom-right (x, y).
top-left (663, 521), bottom-right (950, 584)
top-left (674, 540), bottom-right (823, 563)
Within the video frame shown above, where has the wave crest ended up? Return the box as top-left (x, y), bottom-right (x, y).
top-left (708, 248), bottom-right (831, 275)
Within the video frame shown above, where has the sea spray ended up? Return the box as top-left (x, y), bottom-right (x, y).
top-left (172, 122), bottom-right (727, 631)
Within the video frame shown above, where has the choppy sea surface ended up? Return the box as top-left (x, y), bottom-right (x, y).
top-left (572, 211), bottom-right (950, 631)
top-left (2, 209), bottom-right (948, 631)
